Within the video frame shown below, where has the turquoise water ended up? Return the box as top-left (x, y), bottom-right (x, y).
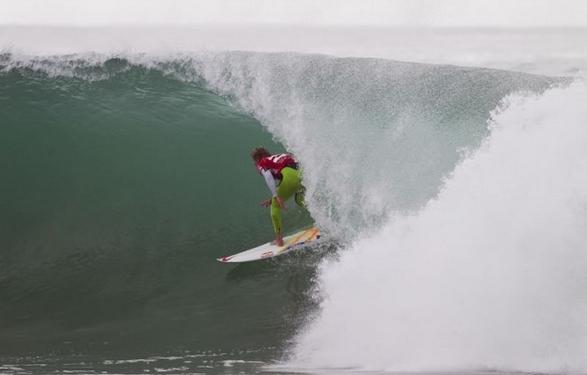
top-left (0, 52), bottom-right (565, 373)
top-left (0, 59), bottom-right (319, 371)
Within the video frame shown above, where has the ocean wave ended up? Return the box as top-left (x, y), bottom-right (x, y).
top-left (0, 50), bottom-right (577, 372)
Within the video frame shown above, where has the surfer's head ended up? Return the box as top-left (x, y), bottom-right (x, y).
top-left (251, 147), bottom-right (270, 162)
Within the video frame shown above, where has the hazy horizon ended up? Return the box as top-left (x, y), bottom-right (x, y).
top-left (2, 0), bottom-right (587, 28)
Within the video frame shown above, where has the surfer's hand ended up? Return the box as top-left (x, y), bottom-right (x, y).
top-left (260, 197), bottom-right (286, 209)
top-left (275, 196), bottom-right (286, 210)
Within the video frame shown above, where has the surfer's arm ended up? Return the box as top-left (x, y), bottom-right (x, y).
top-left (260, 169), bottom-right (286, 211)
top-left (260, 169), bottom-right (278, 197)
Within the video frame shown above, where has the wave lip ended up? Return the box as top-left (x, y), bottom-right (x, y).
top-left (2, 26), bottom-right (587, 77)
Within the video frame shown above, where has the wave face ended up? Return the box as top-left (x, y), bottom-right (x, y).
top-left (0, 55), bottom-right (312, 364)
top-left (0, 51), bottom-right (578, 373)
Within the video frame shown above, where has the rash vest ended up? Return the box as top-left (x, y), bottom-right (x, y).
top-left (256, 153), bottom-right (298, 179)
top-left (256, 153), bottom-right (298, 197)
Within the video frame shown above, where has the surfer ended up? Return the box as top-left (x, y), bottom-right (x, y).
top-left (251, 147), bottom-right (305, 246)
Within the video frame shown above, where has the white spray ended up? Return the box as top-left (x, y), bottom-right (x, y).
top-left (289, 82), bottom-right (587, 373)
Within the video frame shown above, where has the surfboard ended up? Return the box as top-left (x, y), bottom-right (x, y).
top-left (217, 226), bottom-right (322, 263)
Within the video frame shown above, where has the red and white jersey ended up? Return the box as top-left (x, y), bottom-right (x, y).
top-left (256, 153), bottom-right (298, 179)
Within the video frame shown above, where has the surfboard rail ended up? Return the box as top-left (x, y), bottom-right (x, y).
top-left (217, 226), bottom-right (321, 263)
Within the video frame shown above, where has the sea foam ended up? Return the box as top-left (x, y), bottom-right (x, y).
top-left (289, 82), bottom-right (587, 373)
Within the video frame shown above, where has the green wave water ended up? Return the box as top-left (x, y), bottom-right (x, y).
top-left (0, 53), bottom-right (560, 373)
top-left (0, 60), bottom-right (315, 366)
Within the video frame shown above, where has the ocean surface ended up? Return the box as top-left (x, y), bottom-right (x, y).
top-left (1, 27), bottom-right (587, 374)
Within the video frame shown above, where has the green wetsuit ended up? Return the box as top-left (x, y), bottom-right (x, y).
top-left (270, 167), bottom-right (305, 234)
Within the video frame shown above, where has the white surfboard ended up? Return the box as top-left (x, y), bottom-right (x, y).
top-left (217, 226), bottom-right (322, 263)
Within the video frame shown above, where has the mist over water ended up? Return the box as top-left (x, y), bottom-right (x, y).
top-left (3, 27), bottom-right (587, 77)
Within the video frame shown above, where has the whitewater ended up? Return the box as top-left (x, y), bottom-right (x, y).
top-left (1, 24), bottom-right (587, 375)
top-left (289, 82), bottom-right (587, 373)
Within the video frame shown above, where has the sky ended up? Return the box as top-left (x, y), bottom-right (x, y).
top-left (1, 0), bottom-right (587, 28)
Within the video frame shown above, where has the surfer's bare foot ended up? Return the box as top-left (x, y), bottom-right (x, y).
top-left (272, 234), bottom-right (284, 247)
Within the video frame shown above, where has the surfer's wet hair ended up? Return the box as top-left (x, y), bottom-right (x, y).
top-left (251, 147), bottom-right (270, 161)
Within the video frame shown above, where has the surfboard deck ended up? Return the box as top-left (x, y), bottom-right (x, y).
top-left (217, 226), bottom-right (322, 263)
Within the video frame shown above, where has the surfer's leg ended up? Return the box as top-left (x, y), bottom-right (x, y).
top-left (270, 199), bottom-right (285, 246)
top-left (270, 200), bottom-right (282, 234)
top-left (270, 168), bottom-right (297, 235)
top-left (291, 170), bottom-right (306, 208)
top-left (269, 167), bottom-right (301, 244)
top-left (278, 167), bottom-right (301, 201)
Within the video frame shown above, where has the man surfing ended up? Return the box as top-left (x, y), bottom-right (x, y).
top-left (251, 147), bottom-right (305, 247)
